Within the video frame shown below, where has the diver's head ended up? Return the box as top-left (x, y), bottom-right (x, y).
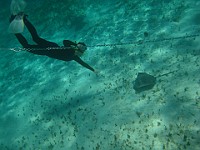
top-left (77, 42), bottom-right (87, 52)
top-left (75, 42), bottom-right (87, 57)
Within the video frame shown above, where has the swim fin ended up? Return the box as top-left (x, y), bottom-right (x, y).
top-left (10, 0), bottom-right (26, 15)
top-left (8, 15), bottom-right (24, 33)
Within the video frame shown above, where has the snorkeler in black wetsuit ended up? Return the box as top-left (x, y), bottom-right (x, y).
top-left (10, 13), bottom-right (95, 72)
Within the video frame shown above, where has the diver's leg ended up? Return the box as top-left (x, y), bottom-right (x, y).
top-left (23, 17), bottom-right (59, 47)
top-left (15, 33), bottom-right (47, 55)
top-left (15, 33), bottom-right (30, 48)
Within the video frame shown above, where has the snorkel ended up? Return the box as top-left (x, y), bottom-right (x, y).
top-left (77, 42), bottom-right (87, 52)
top-left (75, 42), bottom-right (87, 57)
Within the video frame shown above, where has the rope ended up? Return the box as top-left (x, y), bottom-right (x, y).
top-left (0, 46), bottom-right (72, 52)
top-left (87, 34), bottom-right (200, 48)
top-left (0, 33), bottom-right (199, 52)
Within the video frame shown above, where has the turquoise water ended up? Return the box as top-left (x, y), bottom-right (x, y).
top-left (0, 0), bottom-right (200, 149)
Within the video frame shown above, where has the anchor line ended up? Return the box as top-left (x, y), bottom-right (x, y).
top-left (0, 34), bottom-right (199, 52)
top-left (87, 34), bottom-right (200, 47)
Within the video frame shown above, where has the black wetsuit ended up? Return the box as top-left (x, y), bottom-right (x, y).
top-left (14, 17), bottom-right (95, 72)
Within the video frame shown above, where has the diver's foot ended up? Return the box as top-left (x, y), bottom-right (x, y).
top-left (16, 12), bottom-right (28, 20)
top-left (9, 12), bottom-right (28, 23)
top-left (17, 12), bottom-right (28, 18)
top-left (9, 15), bottom-right (16, 23)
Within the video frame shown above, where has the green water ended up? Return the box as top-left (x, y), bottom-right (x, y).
top-left (0, 0), bottom-right (199, 149)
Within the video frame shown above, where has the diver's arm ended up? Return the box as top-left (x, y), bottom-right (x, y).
top-left (63, 40), bottom-right (77, 47)
top-left (73, 56), bottom-right (95, 72)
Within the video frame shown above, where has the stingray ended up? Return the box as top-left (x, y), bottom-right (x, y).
top-left (133, 71), bottom-right (176, 93)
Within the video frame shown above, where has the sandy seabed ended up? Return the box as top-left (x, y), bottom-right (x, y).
top-left (0, 0), bottom-right (200, 149)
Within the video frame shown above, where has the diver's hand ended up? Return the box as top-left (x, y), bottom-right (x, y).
top-left (93, 69), bottom-right (98, 74)
top-left (94, 70), bottom-right (105, 78)
top-left (93, 70), bottom-right (101, 76)
top-left (94, 71), bottom-right (98, 75)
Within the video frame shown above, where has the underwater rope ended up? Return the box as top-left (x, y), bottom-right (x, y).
top-left (87, 34), bottom-right (200, 48)
top-left (0, 33), bottom-right (199, 52)
top-left (0, 46), bottom-right (71, 52)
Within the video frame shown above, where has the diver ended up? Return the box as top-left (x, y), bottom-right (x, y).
top-left (9, 13), bottom-right (96, 72)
